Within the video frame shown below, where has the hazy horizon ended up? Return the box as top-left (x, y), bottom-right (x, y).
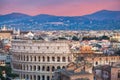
top-left (0, 9), bottom-right (120, 16)
top-left (0, 0), bottom-right (120, 16)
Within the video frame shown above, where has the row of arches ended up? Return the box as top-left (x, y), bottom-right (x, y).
top-left (13, 54), bottom-right (71, 62)
top-left (90, 56), bottom-right (120, 66)
top-left (13, 63), bottom-right (65, 72)
top-left (13, 45), bottom-right (64, 51)
top-left (21, 74), bottom-right (52, 80)
top-left (94, 61), bottom-right (117, 66)
top-left (92, 57), bottom-right (120, 61)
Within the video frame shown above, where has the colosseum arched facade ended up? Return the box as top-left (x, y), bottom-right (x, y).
top-left (11, 40), bottom-right (72, 80)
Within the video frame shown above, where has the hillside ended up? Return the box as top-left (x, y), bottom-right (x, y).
top-left (0, 10), bottom-right (120, 30)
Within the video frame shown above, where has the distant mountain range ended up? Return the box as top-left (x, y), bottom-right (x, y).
top-left (84, 10), bottom-right (120, 20)
top-left (0, 10), bottom-right (120, 30)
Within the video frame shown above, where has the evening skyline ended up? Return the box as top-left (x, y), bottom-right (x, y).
top-left (0, 0), bottom-right (120, 16)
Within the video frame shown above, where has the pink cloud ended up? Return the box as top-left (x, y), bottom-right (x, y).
top-left (31, 0), bottom-right (120, 16)
top-left (0, 0), bottom-right (120, 16)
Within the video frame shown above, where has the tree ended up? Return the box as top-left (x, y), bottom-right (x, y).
top-left (115, 50), bottom-right (120, 55)
top-left (99, 35), bottom-right (109, 40)
top-left (0, 66), bottom-right (19, 79)
top-left (58, 37), bottom-right (67, 40)
top-left (72, 36), bottom-right (79, 41)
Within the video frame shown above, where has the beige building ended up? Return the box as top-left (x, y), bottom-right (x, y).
top-left (72, 44), bottom-right (120, 67)
top-left (11, 37), bottom-right (120, 80)
top-left (85, 55), bottom-right (120, 66)
top-left (110, 33), bottom-right (120, 42)
top-left (0, 25), bottom-right (20, 40)
top-left (0, 25), bottom-right (13, 40)
top-left (53, 61), bottom-right (93, 80)
top-left (94, 62), bottom-right (120, 80)
top-left (11, 40), bottom-right (72, 80)
top-left (0, 31), bottom-right (13, 40)
top-left (111, 62), bottom-right (120, 80)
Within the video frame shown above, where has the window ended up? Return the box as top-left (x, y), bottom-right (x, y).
top-left (43, 56), bottom-right (45, 62)
top-left (96, 62), bottom-right (98, 65)
top-left (38, 46), bottom-right (40, 49)
top-left (30, 75), bottom-right (32, 79)
top-left (47, 57), bottom-right (50, 62)
top-left (47, 46), bottom-right (49, 49)
top-left (23, 65), bottom-right (25, 70)
top-left (47, 66), bottom-right (50, 71)
top-left (18, 55), bottom-right (20, 60)
top-left (47, 76), bottom-right (50, 80)
top-left (27, 56), bottom-right (29, 61)
top-left (52, 66), bottom-right (55, 71)
top-left (57, 46), bottom-right (60, 49)
top-left (38, 66), bottom-right (40, 71)
top-left (57, 57), bottom-right (60, 62)
top-left (52, 76), bottom-right (54, 78)
top-left (38, 75), bottom-right (40, 80)
top-left (23, 46), bottom-right (25, 49)
top-left (42, 66), bottom-right (45, 71)
top-left (68, 57), bottom-right (70, 62)
top-left (34, 66), bottom-right (36, 71)
top-left (26, 75), bottom-right (29, 79)
top-left (23, 74), bottom-right (25, 78)
top-left (62, 66), bottom-right (65, 69)
top-left (34, 75), bottom-right (36, 80)
top-left (38, 56), bottom-right (40, 61)
top-left (20, 64), bottom-right (22, 69)
top-left (21, 55), bottom-right (23, 60)
top-left (34, 56), bottom-right (36, 61)
top-left (30, 65), bottom-right (32, 71)
top-left (30, 46), bottom-right (32, 49)
top-left (30, 56), bottom-right (32, 61)
top-left (42, 75), bottom-right (45, 80)
top-left (27, 65), bottom-right (28, 70)
top-left (57, 66), bottom-right (61, 69)
top-left (52, 57), bottom-right (55, 61)
top-left (118, 70), bottom-right (120, 78)
top-left (62, 57), bottom-right (66, 62)
top-left (24, 55), bottom-right (25, 61)
top-left (18, 46), bottom-right (20, 49)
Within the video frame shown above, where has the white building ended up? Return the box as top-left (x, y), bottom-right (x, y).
top-left (0, 54), bottom-right (11, 66)
top-left (11, 40), bottom-right (72, 80)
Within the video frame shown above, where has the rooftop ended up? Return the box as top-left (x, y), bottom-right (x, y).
top-left (58, 69), bottom-right (92, 76)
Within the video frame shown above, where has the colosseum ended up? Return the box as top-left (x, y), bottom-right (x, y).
top-left (11, 40), bottom-right (72, 80)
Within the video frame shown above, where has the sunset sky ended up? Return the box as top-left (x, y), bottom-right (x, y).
top-left (0, 0), bottom-right (120, 16)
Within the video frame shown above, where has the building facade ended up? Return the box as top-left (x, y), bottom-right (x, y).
top-left (11, 40), bottom-right (72, 80)
top-left (94, 62), bottom-right (120, 80)
top-left (85, 55), bottom-right (120, 66)
top-left (53, 62), bottom-right (94, 80)
top-left (0, 54), bottom-right (11, 66)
